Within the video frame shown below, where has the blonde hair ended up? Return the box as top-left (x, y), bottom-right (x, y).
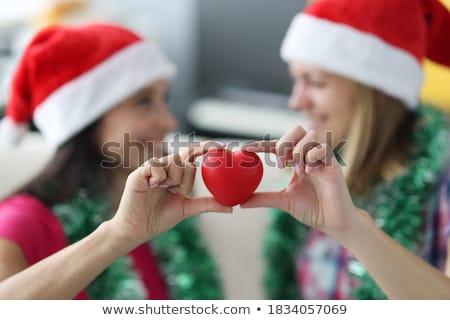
top-left (303, 0), bottom-right (418, 196)
top-left (342, 82), bottom-right (417, 196)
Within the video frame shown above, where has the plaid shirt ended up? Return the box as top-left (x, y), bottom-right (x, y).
top-left (296, 167), bottom-right (450, 299)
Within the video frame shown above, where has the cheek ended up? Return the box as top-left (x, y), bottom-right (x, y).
top-left (311, 90), bottom-right (338, 115)
top-left (149, 142), bottom-right (164, 159)
top-left (111, 116), bottom-right (150, 144)
top-left (329, 103), bottom-right (354, 140)
top-left (95, 121), bottom-right (124, 149)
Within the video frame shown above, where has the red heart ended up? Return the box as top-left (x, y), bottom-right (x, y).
top-left (201, 149), bottom-right (263, 206)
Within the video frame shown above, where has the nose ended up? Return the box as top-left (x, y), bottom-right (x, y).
top-left (289, 82), bottom-right (311, 111)
top-left (160, 105), bottom-right (178, 132)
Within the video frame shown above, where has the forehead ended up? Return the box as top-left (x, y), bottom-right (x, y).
top-left (288, 61), bottom-right (332, 78)
top-left (134, 79), bottom-right (171, 95)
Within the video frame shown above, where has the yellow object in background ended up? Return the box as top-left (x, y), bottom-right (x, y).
top-left (33, 0), bottom-right (85, 27)
top-left (421, 0), bottom-right (450, 112)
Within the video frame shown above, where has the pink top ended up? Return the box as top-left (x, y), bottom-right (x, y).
top-left (0, 194), bottom-right (169, 299)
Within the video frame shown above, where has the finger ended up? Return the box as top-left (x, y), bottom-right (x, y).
top-left (180, 140), bottom-right (226, 163)
top-left (148, 158), bottom-right (168, 187)
top-left (305, 143), bottom-right (339, 175)
top-left (276, 125), bottom-right (307, 167)
top-left (141, 160), bottom-right (153, 178)
top-left (241, 140), bottom-right (278, 154)
top-left (159, 154), bottom-right (183, 187)
top-left (240, 192), bottom-right (288, 211)
top-left (183, 197), bottom-right (233, 218)
top-left (291, 130), bottom-right (322, 169)
top-left (171, 162), bottom-right (196, 196)
top-left (126, 162), bottom-right (152, 190)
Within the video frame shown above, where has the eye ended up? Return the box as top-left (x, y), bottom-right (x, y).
top-left (309, 79), bottom-right (326, 88)
top-left (135, 96), bottom-right (152, 108)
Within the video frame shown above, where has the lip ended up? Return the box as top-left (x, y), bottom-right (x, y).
top-left (305, 117), bottom-right (323, 130)
top-left (306, 122), bottom-right (320, 130)
top-left (304, 114), bottom-right (329, 131)
top-left (141, 137), bottom-right (165, 143)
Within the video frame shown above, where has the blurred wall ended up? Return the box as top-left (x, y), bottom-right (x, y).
top-left (197, 0), bottom-right (306, 95)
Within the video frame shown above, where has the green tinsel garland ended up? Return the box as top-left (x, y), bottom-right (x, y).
top-left (264, 105), bottom-right (449, 300)
top-left (53, 192), bottom-right (224, 299)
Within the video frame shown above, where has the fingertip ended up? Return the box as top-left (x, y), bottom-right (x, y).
top-left (294, 163), bottom-right (302, 176)
top-left (213, 141), bottom-right (227, 148)
top-left (241, 141), bottom-right (258, 152)
top-left (148, 176), bottom-right (160, 186)
top-left (211, 200), bottom-right (234, 214)
top-left (168, 187), bottom-right (178, 194)
top-left (204, 140), bottom-right (226, 152)
top-left (305, 165), bottom-right (313, 175)
top-left (242, 146), bottom-right (258, 152)
top-left (277, 156), bottom-right (286, 169)
top-left (240, 198), bottom-right (255, 209)
top-left (220, 206), bottom-right (234, 214)
top-left (305, 164), bottom-right (321, 175)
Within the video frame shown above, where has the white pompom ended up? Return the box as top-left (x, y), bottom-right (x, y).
top-left (0, 117), bottom-right (28, 147)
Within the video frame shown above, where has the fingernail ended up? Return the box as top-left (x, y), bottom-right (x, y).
top-left (168, 187), bottom-right (177, 194)
top-left (295, 163), bottom-right (301, 176)
top-left (149, 177), bottom-right (159, 186)
top-left (149, 183), bottom-right (159, 189)
top-left (223, 207), bottom-right (234, 214)
top-left (158, 184), bottom-right (171, 189)
top-left (277, 156), bottom-right (286, 169)
top-left (242, 142), bottom-right (257, 149)
top-left (214, 141), bottom-right (227, 148)
top-left (305, 165), bottom-right (313, 174)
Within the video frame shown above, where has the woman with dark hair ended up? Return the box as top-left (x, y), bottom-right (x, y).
top-left (0, 23), bottom-right (231, 299)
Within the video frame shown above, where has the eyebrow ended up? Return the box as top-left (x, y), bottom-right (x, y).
top-left (138, 88), bottom-right (151, 95)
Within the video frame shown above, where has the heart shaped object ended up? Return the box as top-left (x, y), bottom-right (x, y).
top-left (201, 149), bottom-right (263, 206)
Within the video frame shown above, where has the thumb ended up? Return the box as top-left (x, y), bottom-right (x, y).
top-left (240, 192), bottom-right (287, 211)
top-left (183, 197), bottom-right (233, 218)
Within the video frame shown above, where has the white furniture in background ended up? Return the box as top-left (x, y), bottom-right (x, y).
top-left (0, 132), bottom-right (53, 199)
top-left (188, 97), bottom-right (304, 139)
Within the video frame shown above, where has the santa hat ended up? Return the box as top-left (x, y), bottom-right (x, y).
top-left (0, 23), bottom-right (176, 149)
top-left (281, 0), bottom-right (450, 108)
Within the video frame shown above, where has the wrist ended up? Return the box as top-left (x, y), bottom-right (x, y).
top-left (98, 219), bottom-right (148, 257)
top-left (333, 207), bottom-right (375, 250)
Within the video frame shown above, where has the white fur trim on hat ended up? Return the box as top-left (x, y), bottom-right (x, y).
top-left (0, 116), bottom-right (29, 147)
top-left (281, 14), bottom-right (423, 108)
top-left (33, 41), bottom-right (176, 149)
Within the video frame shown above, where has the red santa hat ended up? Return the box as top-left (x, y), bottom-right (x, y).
top-left (281, 0), bottom-right (450, 108)
top-left (0, 23), bottom-right (176, 149)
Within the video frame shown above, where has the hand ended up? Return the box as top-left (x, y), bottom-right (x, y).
top-left (111, 141), bottom-right (233, 247)
top-left (241, 125), bottom-right (364, 240)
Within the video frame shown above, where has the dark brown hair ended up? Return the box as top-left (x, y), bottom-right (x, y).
top-left (15, 121), bottom-right (106, 207)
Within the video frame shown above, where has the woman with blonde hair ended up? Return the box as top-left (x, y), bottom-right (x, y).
top-left (243, 0), bottom-right (450, 299)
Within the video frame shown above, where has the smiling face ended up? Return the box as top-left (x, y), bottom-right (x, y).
top-left (288, 61), bottom-right (359, 142)
top-left (94, 79), bottom-right (178, 171)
